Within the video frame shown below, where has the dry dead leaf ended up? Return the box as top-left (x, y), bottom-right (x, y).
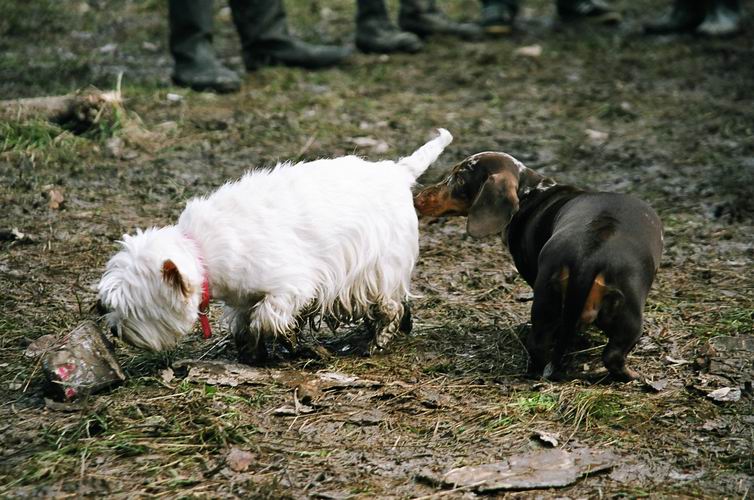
top-left (160, 367), bottom-right (175, 385)
top-left (643, 378), bottom-right (668, 392)
top-left (706, 387), bottom-right (741, 402)
top-left (585, 129), bottom-right (608, 145)
top-left (47, 189), bottom-right (65, 209)
top-left (347, 408), bottom-right (384, 425)
top-left (226, 447), bottom-right (254, 472)
top-left (514, 44), bottom-right (542, 58)
top-left (532, 430), bottom-right (560, 447)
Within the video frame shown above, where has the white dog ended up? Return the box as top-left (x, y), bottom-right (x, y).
top-left (97, 129), bottom-right (452, 362)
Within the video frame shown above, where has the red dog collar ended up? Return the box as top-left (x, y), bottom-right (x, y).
top-left (198, 277), bottom-right (212, 339)
top-left (185, 233), bottom-right (212, 339)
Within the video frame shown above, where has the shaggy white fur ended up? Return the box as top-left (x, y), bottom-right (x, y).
top-left (98, 129), bottom-right (453, 359)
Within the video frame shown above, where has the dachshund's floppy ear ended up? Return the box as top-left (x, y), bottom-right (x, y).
top-left (467, 173), bottom-right (519, 238)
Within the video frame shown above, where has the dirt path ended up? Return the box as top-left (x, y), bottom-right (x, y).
top-left (1, 0), bottom-right (752, 497)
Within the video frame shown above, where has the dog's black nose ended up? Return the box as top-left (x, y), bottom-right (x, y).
top-left (110, 325), bottom-right (118, 337)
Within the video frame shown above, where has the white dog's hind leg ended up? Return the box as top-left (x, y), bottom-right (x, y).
top-left (227, 308), bottom-right (268, 364)
top-left (368, 299), bottom-right (408, 354)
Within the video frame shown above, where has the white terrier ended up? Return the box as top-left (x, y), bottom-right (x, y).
top-left (97, 129), bottom-right (452, 362)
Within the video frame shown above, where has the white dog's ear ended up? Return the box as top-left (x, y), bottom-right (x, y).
top-left (162, 260), bottom-right (190, 297)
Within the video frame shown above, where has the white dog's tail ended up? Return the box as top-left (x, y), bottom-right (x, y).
top-left (397, 128), bottom-right (453, 180)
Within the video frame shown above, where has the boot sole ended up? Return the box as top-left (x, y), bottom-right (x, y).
top-left (559, 11), bottom-right (622, 24)
top-left (245, 53), bottom-right (351, 71)
top-left (483, 24), bottom-right (513, 37)
top-left (356, 41), bottom-right (424, 54)
top-left (172, 77), bottom-right (240, 94)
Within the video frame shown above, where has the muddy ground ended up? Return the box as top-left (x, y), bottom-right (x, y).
top-left (1, 0), bottom-right (752, 497)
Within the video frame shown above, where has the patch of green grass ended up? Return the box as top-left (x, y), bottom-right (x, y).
top-left (81, 105), bottom-right (124, 142)
top-left (0, 0), bottom-right (77, 37)
top-left (0, 120), bottom-right (82, 154)
top-left (558, 389), bottom-right (646, 432)
top-left (511, 392), bottom-right (559, 414)
top-left (692, 307), bottom-right (753, 339)
top-left (9, 382), bottom-right (268, 488)
top-left (485, 415), bottom-right (516, 430)
top-left (422, 361), bottom-right (456, 375)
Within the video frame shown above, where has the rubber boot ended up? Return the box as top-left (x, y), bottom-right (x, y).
top-left (399, 0), bottom-right (484, 40)
top-left (557, 0), bottom-right (622, 24)
top-left (169, 0), bottom-right (241, 93)
top-left (697, 0), bottom-right (741, 36)
top-left (356, 0), bottom-right (423, 53)
top-left (644, 0), bottom-right (706, 34)
top-left (479, 0), bottom-right (518, 36)
top-left (229, 0), bottom-right (351, 70)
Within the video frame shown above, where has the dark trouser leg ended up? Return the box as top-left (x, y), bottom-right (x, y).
top-left (229, 0), bottom-right (351, 70)
top-left (643, 0), bottom-right (706, 34)
top-left (697, 0), bottom-right (741, 36)
top-left (556, 0), bottom-right (622, 24)
top-left (478, 0), bottom-right (518, 36)
top-left (399, 0), bottom-right (483, 39)
top-left (356, 0), bottom-right (423, 53)
top-left (168, 0), bottom-right (241, 92)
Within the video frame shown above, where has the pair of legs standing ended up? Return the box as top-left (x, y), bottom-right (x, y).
top-left (479, 0), bottom-right (621, 36)
top-left (170, 0), bottom-right (480, 93)
top-left (644, 0), bottom-right (741, 37)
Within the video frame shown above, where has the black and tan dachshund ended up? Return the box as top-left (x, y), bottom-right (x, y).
top-left (414, 152), bottom-right (663, 381)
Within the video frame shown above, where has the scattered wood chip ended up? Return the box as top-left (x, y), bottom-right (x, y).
top-left (160, 367), bottom-right (175, 385)
top-left (514, 44), bottom-right (542, 58)
top-left (174, 360), bottom-right (273, 387)
top-left (701, 419), bottom-right (726, 432)
top-left (585, 129), bottom-right (609, 145)
top-left (44, 397), bottom-right (88, 412)
top-left (418, 387), bottom-right (450, 408)
top-left (706, 387), bottom-right (741, 402)
top-left (24, 334), bottom-right (61, 358)
top-left (532, 430), bottom-right (560, 447)
top-left (442, 448), bottom-right (618, 492)
top-left (316, 371), bottom-right (381, 390)
top-left (226, 447), bottom-right (254, 472)
top-left (349, 136), bottom-right (390, 153)
top-left (273, 404), bottom-right (315, 416)
top-left (172, 360), bottom-right (381, 395)
top-left (347, 408), bottom-right (384, 425)
top-left (142, 415), bottom-right (166, 427)
top-left (295, 381), bottom-right (323, 404)
top-left (311, 490), bottom-right (354, 500)
top-left (701, 335), bottom-right (754, 387)
top-left (105, 136), bottom-right (124, 158)
top-left (664, 356), bottom-right (690, 365)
